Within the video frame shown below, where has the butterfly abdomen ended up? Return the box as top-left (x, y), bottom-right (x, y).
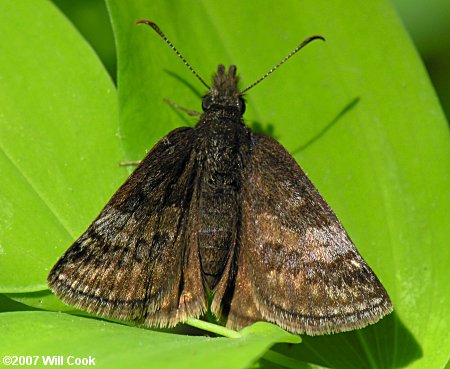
top-left (195, 118), bottom-right (250, 290)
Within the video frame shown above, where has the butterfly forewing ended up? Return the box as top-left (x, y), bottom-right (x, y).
top-left (48, 127), bottom-right (207, 326)
top-left (223, 133), bottom-right (392, 334)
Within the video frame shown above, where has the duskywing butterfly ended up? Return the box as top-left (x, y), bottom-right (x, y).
top-left (48, 20), bottom-right (392, 335)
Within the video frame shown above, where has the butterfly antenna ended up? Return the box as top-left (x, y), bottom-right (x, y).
top-left (136, 19), bottom-right (211, 90)
top-left (240, 35), bottom-right (325, 94)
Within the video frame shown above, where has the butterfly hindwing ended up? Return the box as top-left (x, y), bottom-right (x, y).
top-left (48, 127), bottom-right (207, 327)
top-left (224, 133), bottom-right (392, 334)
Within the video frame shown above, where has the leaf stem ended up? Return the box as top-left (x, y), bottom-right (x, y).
top-left (185, 318), bottom-right (242, 338)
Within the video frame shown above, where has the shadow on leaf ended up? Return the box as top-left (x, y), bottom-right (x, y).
top-left (272, 311), bottom-right (421, 369)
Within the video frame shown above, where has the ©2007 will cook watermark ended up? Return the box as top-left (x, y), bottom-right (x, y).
top-left (2, 355), bottom-right (96, 366)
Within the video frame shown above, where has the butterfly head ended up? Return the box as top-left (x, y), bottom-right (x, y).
top-left (202, 65), bottom-right (246, 115)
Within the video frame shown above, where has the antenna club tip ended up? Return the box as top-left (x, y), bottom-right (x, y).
top-left (310, 35), bottom-right (326, 42)
top-left (135, 19), bottom-right (159, 30)
top-left (135, 19), bottom-right (150, 25)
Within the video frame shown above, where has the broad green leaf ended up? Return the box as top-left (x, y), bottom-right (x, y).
top-left (0, 1), bottom-right (124, 291)
top-left (0, 312), bottom-right (299, 369)
top-left (106, 1), bottom-right (449, 368)
top-left (0, 293), bottom-right (40, 313)
top-left (3, 291), bottom-right (74, 313)
top-left (51, 0), bottom-right (117, 80)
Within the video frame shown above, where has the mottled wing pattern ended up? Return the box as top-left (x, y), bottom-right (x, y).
top-left (225, 133), bottom-right (392, 335)
top-left (48, 127), bottom-right (207, 327)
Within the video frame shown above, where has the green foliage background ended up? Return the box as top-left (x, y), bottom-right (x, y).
top-left (0, 1), bottom-right (448, 369)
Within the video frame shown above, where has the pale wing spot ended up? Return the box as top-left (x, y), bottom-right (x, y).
top-left (350, 260), bottom-right (361, 268)
top-left (301, 225), bottom-right (353, 263)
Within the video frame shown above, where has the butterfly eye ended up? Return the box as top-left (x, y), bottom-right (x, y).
top-left (238, 97), bottom-right (246, 114)
top-left (202, 95), bottom-right (212, 111)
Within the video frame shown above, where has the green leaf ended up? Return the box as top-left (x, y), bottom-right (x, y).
top-left (0, 312), bottom-right (298, 369)
top-left (106, 1), bottom-right (449, 368)
top-left (0, 0), bottom-right (124, 292)
top-left (3, 291), bottom-right (74, 313)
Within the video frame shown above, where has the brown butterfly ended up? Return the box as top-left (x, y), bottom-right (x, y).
top-left (48, 20), bottom-right (392, 335)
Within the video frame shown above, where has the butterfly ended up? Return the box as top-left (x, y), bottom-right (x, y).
top-left (48, 20), bottom-right (392, 335)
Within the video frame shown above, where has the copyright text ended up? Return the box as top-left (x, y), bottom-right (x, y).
top-left (2, 355), bottom-right (95, 366)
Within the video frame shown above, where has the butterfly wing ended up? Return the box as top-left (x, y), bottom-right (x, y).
top-left (225, 133), bottom-right (392, 335)
top-left (48, 127), bottom-right (207, 327)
